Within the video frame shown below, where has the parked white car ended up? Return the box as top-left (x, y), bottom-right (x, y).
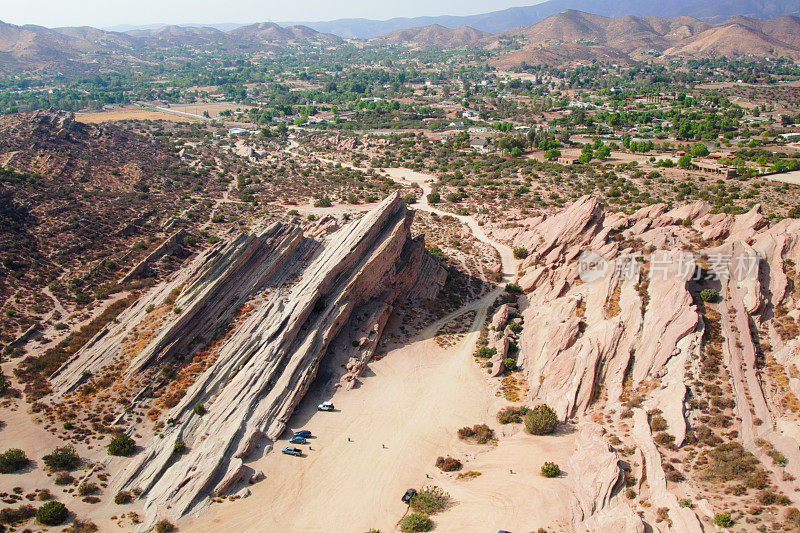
top-left (317, 401), bottom-right (334, 411)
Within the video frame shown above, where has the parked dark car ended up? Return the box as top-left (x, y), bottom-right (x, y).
top-left (402, 488), bottom-right (418, 504)
top-left (289, 436), bottom-right (307, 444)
top-left (281, 446), bottom-right (302, 456)
top-left (293, 430), bottom-right (312, 438)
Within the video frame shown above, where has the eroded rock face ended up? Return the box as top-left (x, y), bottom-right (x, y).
top-left (567, 423), bottom-right (644, 533)
top-left (49, 194), bottom-right (444, 528)
top-left (490, 195), bottom-right (800, 527)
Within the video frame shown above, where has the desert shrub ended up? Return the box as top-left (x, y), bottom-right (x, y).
top-left (679, 498), bottom-right (694, 508)
top-left (155, 519), bottom-right (175, 533)
top-left (784, 507), bottom-right (800, 527)
top-left (55, 473), bottom-right (75, 485)
top-left (663, 463), bottom-right (685, 482)
top-left (524, 404), bottom-right (558, 435)
top-left (541, 462), bottom-right (561, 478)
top-left (37, 489), bottom-right (52, 501)
top-left (757, 489), bottom-right (791, 506)
top-left (0, 448), bottom-right (29, 473)
top-left (457, 424), bottom-right (493, 444)
top-left (505, 283), bottom-right (523, 294)
top-left (513, 247), bottom-right (529, 259)
top-left (43, 446), bottom-right (80, 470)
top-left (457, 426), bottom-right (475, 439)
top-left (64, 519), bottom-right (99, 533)
top-left (399, 513), bottom-right (433, 533)
top-left (435, 456), bottom-right (462, 472)
top-left (107, 434), bottom-right (136, 456)
top-left (173, 440), bottom-right (187, 454)
top-left (497, 406), bottom-right (530, 424)
top-left (702, 442), bottom-right (760, 484)
top-left (0, 504), bottom-right (36, 524)
top-left (193, 403), bottom-right (207, 416)
top-left (114, 491), bottom-right (133, 505)
top-left (503, 358), bottom-right (518, 371)
top-left (36, 501), bottom-right (68, 526)
top-left (471, 424), bottom-right (493, 444)
top-left (649, 415), bottom-right (668, 432)
top-left (313, 196), bottom-right (332, 208)
top-left (410, 486), bottom-right (450, 515)
top-left (77, 483), bottom-right (98, 496)
top-left (507, 322), bottom-right (523, 334)
top-left (700, 289), bottom-right (719, 302)
top-left (475, 346), bottom-right (496, 358)
top-left (654, 432), bottom-right (675, 447)
top-left (713, 512), bottom-right (733, 527)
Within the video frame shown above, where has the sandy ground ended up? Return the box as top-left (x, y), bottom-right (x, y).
top-left (181, 290), bottom-right (572, 533)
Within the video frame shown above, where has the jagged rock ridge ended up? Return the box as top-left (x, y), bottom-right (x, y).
top-left (49, 193), bottom-right (445, 527)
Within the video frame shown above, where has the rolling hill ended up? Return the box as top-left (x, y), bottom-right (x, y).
top-left (287, 0), bottom-right (800, 38)
top-left (370, 24), bottom-right (490, 49)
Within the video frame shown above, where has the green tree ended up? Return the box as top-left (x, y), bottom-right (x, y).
top-left (107, 434), bottom-right (136, 457)
top-left (0, 448), bottom-right (29, 473)
top-left (43, 446), bottom-right (80, 471)
top-left (594, 145), bottom-right (611, 159)
top-left (36, 501), bottom-right (68, 526)
top-left (691, 143), bottom-right (710, 157)
top-left (544, 148), bottom-right (561, 160)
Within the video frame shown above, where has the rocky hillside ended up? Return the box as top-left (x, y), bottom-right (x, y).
top-left (0, 111), bottom-right (210, 344)
top-left (488, 196), bottom-right (800, 529)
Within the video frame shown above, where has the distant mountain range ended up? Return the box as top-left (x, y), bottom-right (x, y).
top-left (490, 10), bottom-right (800, 67)
top-left (2, 2), bottom-right (800, 74)
top-left (369, 10), bottom-right (800, 63)
top-left (0, 20), bottom-right (340, 73)
top-left (286, 0), bottom-right (800, 38)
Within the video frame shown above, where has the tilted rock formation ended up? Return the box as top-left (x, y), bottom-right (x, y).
top-left (48, 194), bottom-right (445, 528)
top-left (566, 423), bottom-right (644, 532)
top-left (489, 196), bottom-right (800, 527)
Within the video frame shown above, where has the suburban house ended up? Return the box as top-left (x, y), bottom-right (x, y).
top-left (470, 138), bottom-right (490, 153)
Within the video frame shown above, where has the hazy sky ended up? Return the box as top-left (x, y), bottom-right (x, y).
top-left (3, 0), bottom-right (543, 28)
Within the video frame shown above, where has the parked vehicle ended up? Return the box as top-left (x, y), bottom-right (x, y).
top-left (402, 488), bottom-right (418, 504)
top-left (317, 401), bottom-right (335, 411)
top-left (289, 435), bottom-right (307, 444)
top-left (281, 446), bottom-right (302, 456)
top-left (293, 430), bottom-right (312, 438)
